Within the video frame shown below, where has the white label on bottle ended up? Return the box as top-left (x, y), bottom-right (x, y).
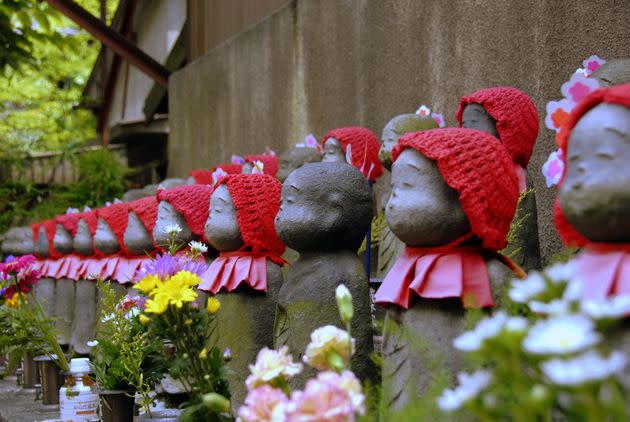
top-left (59, 391), bottom-right (99, 421)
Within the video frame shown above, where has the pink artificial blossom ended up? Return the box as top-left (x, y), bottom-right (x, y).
top-left (561, 73), bottom-right (600, 104)
top-left (432, 113), bottom-right (445, 128)
top-left (582, 55), bottom-right (606, 76)
top-left (542, 149), bottom-right (565, 188)
top-left (232, 155), bottom-right (245, 165)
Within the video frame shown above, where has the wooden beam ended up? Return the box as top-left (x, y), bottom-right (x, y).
top-left (46, 0), bottom-right (170, 88)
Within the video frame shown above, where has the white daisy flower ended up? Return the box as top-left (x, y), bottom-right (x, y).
top-left (163, 224), bottom-right (182, 235)
top-left (581, 295), bottom-right (630, 319)
top-left (86, 340), bottom-right (99, 347)
top-left (541, 350), bottom-right (627, 386)
top-left (437, 370), bottom-right (492, 412)
top-left (529, 299), bottom-right (570, 315)
top-left (509, 272), bottom-right (546, 303)
top-left (544, 261), bottom-right (574, 283)
top-left (189, 240), bottom-right (208, 254)
top-left (454, 312), bottom-right (527, 352)
top-left (523, 314), bottom-right (600, 355)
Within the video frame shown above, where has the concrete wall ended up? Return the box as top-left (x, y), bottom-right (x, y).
top-left (169, 0), bottom-right (630, 263)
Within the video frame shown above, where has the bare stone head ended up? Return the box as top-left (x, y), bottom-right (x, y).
top-left (591, 58), bottom-right (630, 88)
top-left (386, 149), bottom-right (470, 246)
top-left (73, 219), bottom-right (94, 256)
top-left (558, 103), bottom-right (630, 241)
top-left (153, 201), bottom-right (194, 247)
top-left (204, 184), bottom-right (244, 251)
top-left (241, 162), bottom-right (254, 174)
top-left (275, 161), bottom-right (373, 252)
top-left (124, 211), bottom-right (154, 255)
top-left (379, 114), bottom-right (438, 170)
top-left (1, 227), bottom-right (34, 256)
top-left (53, 224), bottom-right (74, 255)
top-left (321, 138), bottom-right (346, 163)
top-left (277, 147), bottom-right (322, 182)
top-left (94, 218), bottom-right (120, 255)
top-left (461, 103), bottom-right (499, 138)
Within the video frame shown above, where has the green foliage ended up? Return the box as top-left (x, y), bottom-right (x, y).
top-left (0, 147), bottom-right (128, 232)
top-left (0, 0), bottom-right (119, 158)
top-left (92, 280), bottom-right (161, 414)
top-left (63, 148), bottom-right (129, 207)
top-left (0, 305), bottom-right (49, 377)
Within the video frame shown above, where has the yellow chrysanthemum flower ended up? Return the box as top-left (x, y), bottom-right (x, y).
top-left (144, 295), bottom-right (170, 314)
top-left (170, 271), bottom-right (202, 288)
top-left (133, 275), bottom-right (162, 295)
top-left (139, 314), bottom-right (151, 325)
top-left (206, 297), bottom-right (221, 314)
top-left (159, 281), bottom-right (198, 309)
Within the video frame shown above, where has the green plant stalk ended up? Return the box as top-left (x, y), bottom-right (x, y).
top-left (26, 290), bottom-right (69, 371)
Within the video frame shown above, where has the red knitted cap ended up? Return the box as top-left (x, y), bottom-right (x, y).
top-left (156, 185), bottom-right (212, 237)
top-left (213, 174), bottom-right (285, 257)
top-left (392, 128), bottom-right (519, 250)
top-left (244, 154), bottom-right (279, 177)
top-left (128, 196), bottom-right (158, 234)
top-left (456, 87), bottom-right (539, 167)
top-left (56, 212), bottom-right (83, 237)
top-left (80, 210), bottom-right (99, 236)
top-left (554, 82), bottom-right (630, 247)
top-left (322, 127), bottom-right (384, 181)
top-left (189, 163), bottom-right (243, 185)
top-left (97, 203), bottom-right (131, 256)
top-left (30, 219), bottom-right (61, 259)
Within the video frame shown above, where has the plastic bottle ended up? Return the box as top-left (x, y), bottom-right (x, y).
top-left (59, 358), bottom-right (99, 421)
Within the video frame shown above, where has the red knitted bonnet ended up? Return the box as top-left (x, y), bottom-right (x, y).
top-left (97, 203), bottom-right (131, 256)
top-left (212, 174), bottom-right (285, 257)
top-left (554, 82), bottom-right (630, 247)
top-left (189, 163), bottom-right (243, 185)
top-left (56, 213), bottom-right (84, 238)
top-left (456, 87), bottom-right (539, 167)
top-left (322, 126), bottom-right (384, 181)
top-left (80, 210), bottom-right (99, 236)
top-left (128, 196), bottom-right (159, 234)
top-left (392, 128), bottom-right (519, 251)
top-left (31, 219), bottom-right (61, 259)
top-left (244, 154), bottom-right (279, 177)
top-left (156, 185), bottom-right (212, 237)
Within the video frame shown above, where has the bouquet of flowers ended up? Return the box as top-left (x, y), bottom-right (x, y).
top-left (133, 226), bottom-right (230, 418)
top-left (437, 261), bottom-right (630, 421)
top-left (236, 284), bottom-right (367, 422)
top-left (0, 254), bottom-right (68, 372)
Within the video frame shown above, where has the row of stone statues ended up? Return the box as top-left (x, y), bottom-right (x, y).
top-left (3, 66), bottom-right (630, 410)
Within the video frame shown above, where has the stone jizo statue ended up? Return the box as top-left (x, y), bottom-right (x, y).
top-left (274, 161), bottom-right (375, 385)
top-left (277, 146), bottom-right (322, 182)
top-left (198, 174), bottom-right (285, 407)
top-left (457, 86), bottom-right (540, 270)
top-left (374, 128), bottom-right (520, 411)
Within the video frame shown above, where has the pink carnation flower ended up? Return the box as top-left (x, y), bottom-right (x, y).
top-left (237, 385), bottom-right (288, 422)
top-left (284, 371), bottom-right (364, 421)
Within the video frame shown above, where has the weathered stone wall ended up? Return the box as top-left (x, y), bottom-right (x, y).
top-left (169, 0), bottom-right (630, 263)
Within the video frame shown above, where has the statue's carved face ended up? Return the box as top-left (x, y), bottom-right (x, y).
top-left (558, 103), bottom-right (630, 241)
top-left (386, 149), bottom-right (470, 246)
top-left (153, 201), bottom-right (194, 247)
top-left (321, 138), bottom-right (346, 163)
top-left (205, 185), bottom-right (244, 251)
top-left (53, 224), bottom-right (74, 254)
top-left (123, 211), bottom-right (154, 255)
top-left (275, 162), bottom-right (372, 252)
top-left (277, 147), bottom-right (322, 182)
top-left (461, 104), bottom-right (499, 138)
top-left (73, 219), bottom-right (94, 256)
top-left (35, 226), bottom-right (50, 258)
top-left (94, 218), bottom-right (120, 255)
top-left (379, 114), bottom-right (439, 170)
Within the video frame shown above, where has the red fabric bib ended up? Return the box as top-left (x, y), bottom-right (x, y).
top-left (374, 245), bottom-right (495, 309)
top-left (573, 243), bottom-right (630, 299)
top-left (198, 251), bottom-right (283, 294)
